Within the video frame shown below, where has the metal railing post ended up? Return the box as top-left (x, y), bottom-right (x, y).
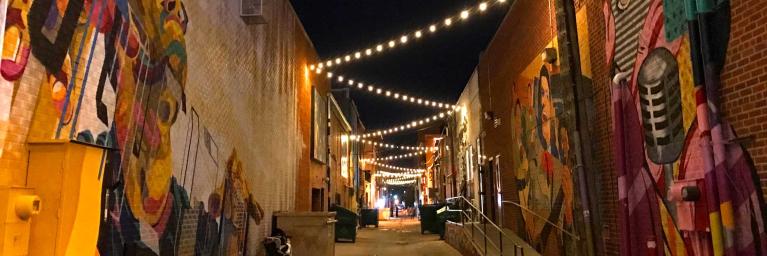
top-left (483, 220), bottom-right (488, 254)
top-left (499, 226), bottom-right (503, 255)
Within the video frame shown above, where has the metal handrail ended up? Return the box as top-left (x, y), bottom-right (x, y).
top-left (446, 196), bottom-right (526, 255)
top-left (501, 200), bottom-right (580, 240)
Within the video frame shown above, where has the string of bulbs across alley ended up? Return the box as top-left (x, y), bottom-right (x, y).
top-left (308, 0), bottom-right (509, 70)
top-left (315, 1), bottom-right (511, 180)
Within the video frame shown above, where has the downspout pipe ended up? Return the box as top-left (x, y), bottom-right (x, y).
top-left (683, 0), bottom-right (732, 254)
top-left (553, 0), bottom-right (597, 254)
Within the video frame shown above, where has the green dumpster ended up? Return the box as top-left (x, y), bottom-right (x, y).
top-left (359, 208), bottom-right (379, 228)
top-left (331, 205), bottom-right (358, 242)
top-left (418, 204), bottom-right (442, 234)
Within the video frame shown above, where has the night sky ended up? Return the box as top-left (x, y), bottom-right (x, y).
top-left (290, 0), bottom-right (507, 149)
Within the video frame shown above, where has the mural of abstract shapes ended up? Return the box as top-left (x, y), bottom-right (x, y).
top-left (662, 0), bottom-right (687, 41)
top-left (637, 47), bottom-right (684, 165)
top-left (27, 0), bottom-right (85, 73)
top-left (1, 0), bottom-right (33, 81)
top-left (605, 0), bottom-right (767, 254)
top-left (609, 0), bottom-right (651, 73)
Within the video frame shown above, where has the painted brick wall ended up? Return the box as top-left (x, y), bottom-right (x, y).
top-left (0, 0), bottom-right (324, 254)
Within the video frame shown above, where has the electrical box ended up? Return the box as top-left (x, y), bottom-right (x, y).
top-left (26, 140), bottom-right (106, 256)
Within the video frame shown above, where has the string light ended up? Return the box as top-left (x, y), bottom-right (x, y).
top-left (364, 160), bottom-right (424, 173)
top-left (308, 1), bottom-right (508, 70)
top-left (364, 149), bottom-right (434, 162)
top-left (328, 72), bottom-right (456, 110)
top-left (354, 138), bottom-right (437, 151)
top-left (377, 171), bottom-right (422, 177)
top-left (358, 107), bottom-right (460, 138)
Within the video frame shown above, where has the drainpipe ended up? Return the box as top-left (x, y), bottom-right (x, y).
top-left (683, 0), bottom-right (733, 254)
top-left (552, 0), bottom-right (597, 254)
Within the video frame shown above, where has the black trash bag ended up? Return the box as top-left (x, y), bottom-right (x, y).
top-left (263, 228), bottom-right (291, 256)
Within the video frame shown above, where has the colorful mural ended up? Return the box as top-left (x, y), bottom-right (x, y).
top-left (0, 0), bottom-right (265, 254)
top-left (509, 40), bottom-right (581, 255)
top-left (605, 0), bottom-right (767, 254)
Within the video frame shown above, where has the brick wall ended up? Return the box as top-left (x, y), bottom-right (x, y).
top-left (720, 0), bottom-right (767, 199)
top-left (582, 0), bottom-right (620, 254)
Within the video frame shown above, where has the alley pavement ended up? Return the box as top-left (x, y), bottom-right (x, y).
top-left (335, 218), bottom-right (462, 256)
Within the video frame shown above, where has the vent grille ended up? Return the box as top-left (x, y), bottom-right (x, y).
top-left (241, 0), bottom-right (267, 24)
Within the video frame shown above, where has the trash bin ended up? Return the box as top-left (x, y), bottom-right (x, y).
top-left (418, 204), bottom-right (442, 234)
top-left (436, 206), bottom-right (460, 239)
top-left (359, 208), bottom-right (379, 228)
top-left (273, 211), bottom-right (336, 256)
top-left (331, 205), bottom-right (358, 242)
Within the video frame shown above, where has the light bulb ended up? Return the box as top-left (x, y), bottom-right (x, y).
top-left (376, 88), bottom-right (382, 94)
top-left (368, 86), bottom-right (374, 91)
top-left (338, 76), bottom-right (344, 82)
top-left (415, 30), bottom-right (423, 38)
top-left (403, 95), bottom-right (409, 100)
top-left (326, 61), bottom-right (332, 66)
top-left (410, 98), bottom-right (415, 102)
top-left (444, 18), bottom-right (452, 26)
top-left (440, 113), bottom-right (445, 118)
top-left (310, 65), bottom-right (316, 70)
top-left (461, 10), bottom-right (470, 19)
top-left (377, 45), bottom-right (384, 51)
top-left (400, 36), bottom-right (408, 43)
top-left (429, 25), bottom-right (437, 32)
top-left (394, 93), bottom-right (400, 99)
top-left (498, 0), bottom-right (506, 2)
top-left (365, 49), bottom-right (372, 55)
top-left (438, 103), bottom-right (444, 108)
top-left (432, 102), bottom-right (437, 107)
top-left (418, 99), bottom-right (423, 104)
top-left (348, 80), bottom-right (354, 85)
top-left (327, 72), bottom-right (333, 78)
top-left (358, 83), bottom-right (364, 88)
top-left (355, 52), bottom-right (361, 59)
top-left (388, 40), bottom-right (396, 48)
top-left (479, 2), bottom-right (488, 11)
top-left (386, 91), bottom-right (391, 96)
top-left (425, 100), bottom-right (431, 105)
top-left (318, 63), bottom-right (324, 69)
top-left (316, 68), bottom-right (322, 74)
top-left (335, 58), bottom-right (342, 64)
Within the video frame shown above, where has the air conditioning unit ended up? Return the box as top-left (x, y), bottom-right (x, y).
top-left (241, 0), bottom-right (267, 24)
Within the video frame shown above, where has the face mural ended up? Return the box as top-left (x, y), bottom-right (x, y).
top-left (509, 43), bottom-right (581, 255)
top-left (606, 0), bottom-right (767, 254)
top-left (0, 0), bottom-right (264, 254)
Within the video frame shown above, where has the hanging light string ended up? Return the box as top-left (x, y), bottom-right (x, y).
top-left (365, 149), bottom-right (432, 162)
top-left (384, 179), bottom-right (418, 186)
top-left (324, 71), bottom-right (456, 110)
top-left (364, 160), bottom-right (424, 173)
top-left (377, 171), bottom-right (422, 178)
top-left (307, 0), bottom-right (509, 70)
top-left (354, 138), bottom-right (437, 151)
top-left (355, 107), bottom-right (460, 138)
